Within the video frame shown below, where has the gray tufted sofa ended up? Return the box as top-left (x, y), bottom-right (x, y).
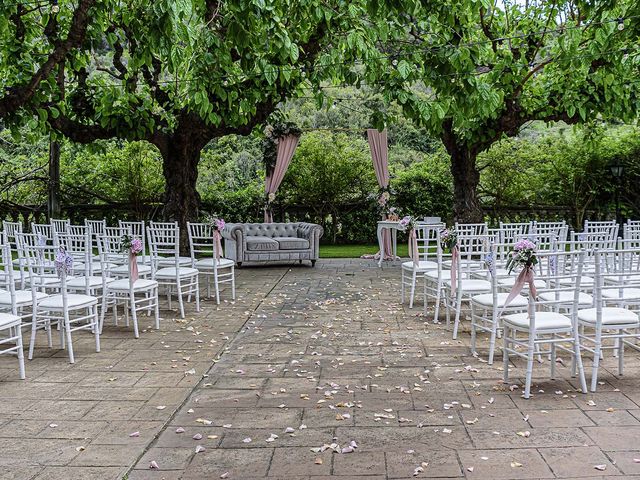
top-left (221, 222), bottom-right (324, 267)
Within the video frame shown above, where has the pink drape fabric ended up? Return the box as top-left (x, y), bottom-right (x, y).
top-left (264, 134), bottom-right (300, 222)
top-left (500, 266), bottom-right (537, 316)
top-left (213, 230), bottom-right (223, 260)
top-left (129, 252), bottom-right (139, 283)
top-left (367, 128), bottom-right (393, 258)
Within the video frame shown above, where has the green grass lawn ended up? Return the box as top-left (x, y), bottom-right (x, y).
top-left (320, 243), bottom-right (409, 258)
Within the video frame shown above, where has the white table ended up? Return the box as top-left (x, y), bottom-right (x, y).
top-left (376, 220), bottom-right (406, 267)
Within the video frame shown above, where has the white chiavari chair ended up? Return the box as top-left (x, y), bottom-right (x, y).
top-left (498, 222), bottom-right (533, 243)
top-left (502, 249), bottom-right (588, 399)
top-left (577, 248), bottom-right (640, 391)
top-left (18, 233), bottom-right (100, 363)
top-left (448, 234), bottom-right (493, 339)
top-left (105, 226), bottom-right (152, 279)
top-left (97, 233), bottom-right (160, 337)
top-left (470, 243), bottom-right (529, 364)
top-left (530, 221), bottom-right (568, 249)
top-left (2, 221), bottom-right (26, 288)
top-left (401, 224), bottom-right (441, 308)
top-left (148, 221), bottom-right (199, 318)
top-left (187, 222), bottom-right (235, 304)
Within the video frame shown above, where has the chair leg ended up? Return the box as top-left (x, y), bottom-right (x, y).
top-left (550, 337), bottom-right (556, 380)
top-left (28, 314), bottom-right (38, 360)
top-left (433, 282), bottom-right (441, 324)
top-left (573, 332), bottom-right (588, 394)
top-left (618, 335), bottom-right (624, 376)
top-left (231, 268), bottom-right (236, 300)
top-left (195, 277), bottom-right (200, 312)
top-left (409, 271), bottom-right (417, 309)
top-left (590, 328), bottom-right (603, 392)
top-left (177, 283), bottom-right (185, 319)
top-left (401, 270), bottom-right (405, 304)
top-left (154, 288), bottom-right (160, 330)
top-left (470, 304), bottom-right (477, 356)
top-left (16, 326), bottom-right (25, 380)
top-left (452, 292), bottom-right (463, 339)
top-left (488, 312), bottom-right (498, 365)
top-left (93, 306), bottom-right (101, 353)
top-left (503, 328), bottom-right (510, 383)
top-left (131, 293), bottom-right (139, 339)
top-left (64, 313), bottom-right (75, 364)
top-left (524, 336), bottom-right (536, 399)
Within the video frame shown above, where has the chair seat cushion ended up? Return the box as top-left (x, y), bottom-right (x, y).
top-left (246, 236), bottom-right (279, 251)
top-left (0, 312), bottom-right (21, 328)
top-left (425, 270), bottom-right (452, 281)
top-left (66, 276), bottom-right (113, 289)
top-left (472, 292), bottom-right (528, 308)
top-left (498, 277), bottom-right (547, 289)
top-left (111, 264), bottom-right (152, 276)
top-left (194, 258), bottom-right (234, 269)
top-left (577, 307), bottom-right (640, 325)
top-left (445, 279), bottom-right (491, 292)
top-left (601, 288), bottom-right (640, 300)
top-left (402, 260), bottom-right (438, 271)
top-left (503, 311), bottom-right (572, 330)
top-left (443, 259), bottom-right (483, 269)
top-left (538, 291), bottom-right (594, 305)
top-left (0, 289), bottom-right (48, 305)
top-left (107, 278), bottom-right (158, 292)
top-left (155, 267), bottom-right (199, 278)
top-left (157, 256), bottom-right (192, 267)
top-left (551, 276), bottom-right (594, 286)
top-left (39, 293), bottom-right (97, 309)
top-left (273, 236), bottom-right (309, 250)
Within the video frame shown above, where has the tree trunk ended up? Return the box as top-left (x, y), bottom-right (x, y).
top-left (48, 138), bottom-right (61, 219)
top-left (159, 135), bottom-right (202, 254)
top-left (441, 127), bottom-right (483, 223)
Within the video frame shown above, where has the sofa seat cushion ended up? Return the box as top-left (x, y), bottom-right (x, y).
top-left (246, 236), bottom-right (279, 251)
top-left (274, 237), bottom-right (310, 250)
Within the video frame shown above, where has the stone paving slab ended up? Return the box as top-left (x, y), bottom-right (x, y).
top-left (1, 259), bottom-right (640, 478)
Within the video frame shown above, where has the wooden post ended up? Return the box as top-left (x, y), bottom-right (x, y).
top-left (48, 137), bottom-right (61, 219)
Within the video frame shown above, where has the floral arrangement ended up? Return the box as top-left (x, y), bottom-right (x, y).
top-left (120, 234), bottom-right (143, 256)
top-left (373, 186), bottom-right (399, 219)
top-left (204, 213), bottom-right (226, 232)
top-left (54, 247), bottom-right (73, 278)
top-left (506, 239), bottom-right (538, 274)
top-left (263, 120), bottom-right (302, 172)
top-left (440, 228), bottom-right (458, 252)
top-left (399, 215), bottom-right (417, 232)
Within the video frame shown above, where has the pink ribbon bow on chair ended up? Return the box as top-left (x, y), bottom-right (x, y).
top-left (450, 245), bottom-right (459, 298)
top-left (129, 251), bottom-right (139, 283)
top-left (501, 265), bottom-right (537, 314)
top-left (408, 229), bottom-right (419, 266)
top-left (214, 230), bottom-right (223, 260)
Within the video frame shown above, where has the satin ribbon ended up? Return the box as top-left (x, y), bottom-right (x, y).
top-left (408, 228), bottom-right (419, 266)
top-left (450, 245), bottom-right (459, 298)
top-left (214, 230), bottom-right (223, 260)
top-left (500, 265), bottom-right (537, 315)
top-left (129, 252), bottom-right (139, 283)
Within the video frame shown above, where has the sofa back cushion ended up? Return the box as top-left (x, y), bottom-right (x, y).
top-left (243, 223), bottom-right (299, 239)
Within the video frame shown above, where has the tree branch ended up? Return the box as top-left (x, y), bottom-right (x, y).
top-left (0, 0), bottom-right (95, 119)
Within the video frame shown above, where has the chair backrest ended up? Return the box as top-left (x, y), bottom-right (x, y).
top-left (455, 222), bottom-right (488, 237)
top-left (2, 221), bottom-right (22, 246)
top-left (148, 221), bottom-right (179, 269)
top-left (582, 220), bottom-right (618, 240)
top-left (17, 233), bottom-right (65, 293)
top-left (413, 224), bottom-right (442, 265)
top-left (570, 230), bottom-right (617, 250)
top-left (591, 248), bottom-right (640, 323)
top-left (187, 222), bottom-right (222, 263)
top-left (50, 218), bottom-right (71, 235)
top-left (0, 243), bottom-right (20, 314)
top-left (119, 221), bottom-right (146, 263)
top-left (31, 223), bottom-right (54, 243)
top-left (530, 221), bottom-right (568, 248)
top-left (85, 219), bottom-right (107, 251)
top-left (498, 222), bottom-right (533, 244)
top-left (623, 222), bottom-right (640, 240)
top-left (57, 231), bottom-right (98, 293)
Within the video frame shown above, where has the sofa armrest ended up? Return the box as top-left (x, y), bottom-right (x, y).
top-left (297, 222), bottom-right (324, 260)
top-left (221, 223), bottom-right (244, 263)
